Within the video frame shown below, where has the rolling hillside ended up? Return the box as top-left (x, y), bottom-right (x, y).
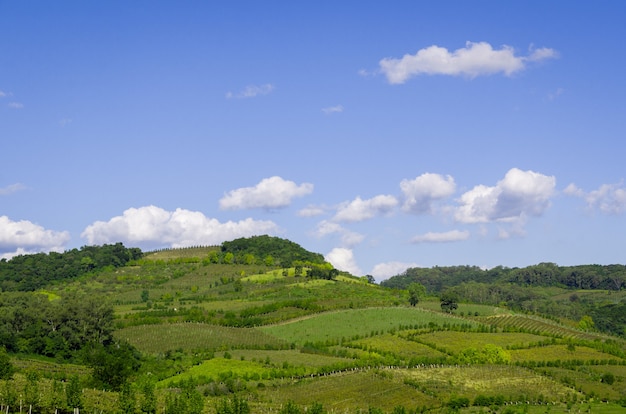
top-left (0, 238), bottom-right (625, 413)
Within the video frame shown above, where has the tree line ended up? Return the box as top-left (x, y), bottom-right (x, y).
top-left (381, 263), bottom-right (626, 292)
top-left (0, 243), bottom-right (143, 292)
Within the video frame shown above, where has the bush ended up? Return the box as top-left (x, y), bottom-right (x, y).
top-left (447, 396), bottom-right (470, 410)
top-left (0, 347), bottom-right (13, 379)
top-left (601, 372), bottom-right (615, 385)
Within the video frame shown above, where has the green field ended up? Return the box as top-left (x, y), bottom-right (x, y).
top-left (261, 307), bottom-right (478, 345)
top-left (114, 323), bottom-right (288, 353)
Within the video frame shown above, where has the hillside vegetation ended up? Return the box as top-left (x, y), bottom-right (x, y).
top-left (0, 236), bottom-right (625, 413)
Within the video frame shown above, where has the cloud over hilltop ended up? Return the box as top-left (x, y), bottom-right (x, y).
top-left (0, 216), bottom-right (70, 259)
top-left (81, 206), bottom-right (278, 248)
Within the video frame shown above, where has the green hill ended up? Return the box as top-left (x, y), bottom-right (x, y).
top-left (0, 237), bottom-right (625, 413)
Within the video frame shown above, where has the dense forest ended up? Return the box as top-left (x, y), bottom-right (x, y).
top-left (0, 243), bottom-right (142, 291)
top-left (221, 235), bottom-right (327, 267)
top-left (382, 263), bottom-right (626, 337)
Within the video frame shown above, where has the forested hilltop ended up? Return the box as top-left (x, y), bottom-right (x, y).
top-left (1, 237), bottom-right (625, 413)
top-left (382, 263), bottom-right (626, 338)
top-left (0, 243), bottom-right (142, 291)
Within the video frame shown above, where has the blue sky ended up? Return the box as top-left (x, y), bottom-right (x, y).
top-left (2, 1), bottom-right (625, 280)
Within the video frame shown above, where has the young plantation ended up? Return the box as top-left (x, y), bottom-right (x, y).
top-left (0, 239), bottom-right (625, 413)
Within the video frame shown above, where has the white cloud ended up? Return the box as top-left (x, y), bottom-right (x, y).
top-left (566, 182), bottom-right (626, 215)
top-left (219, 176), bottom-right (314, 210)
top-left (333, 195), bottom-right (398, 222)
top-left (379, 41), bottom-right (557, 84)
top-left (297, 205), bottom-right (327, 217)
top-left (0, 183), bottom-right (25, 196)
top-left (313, 220), bottom-right (364, 247)
top-left (226, 83), bottom-right (274, 99)
top-left (455, 168), bottom-right (556, 223)
top-left (370, 261), bottom-right (419, 282)
top-left (81, 205), bottom-right (279, 247)
top-left (8, 102), bottom-right (24, 109)
top-left (0, 216), bottom-right (70, 259)
top-left (410, 229), bottom-right (470, 244)
top-left (325, 247), bottom-right (361, 275)
top-left (0, 90), bottom-right (6, 97)
top-left (321, 105), bottom-right (344, 114)
top-left (400, 173), bottom-right (456, 214)
top-left (563, 183), bottom-right (584, 197)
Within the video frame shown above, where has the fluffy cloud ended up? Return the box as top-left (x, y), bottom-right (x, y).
top-left (81, 205), bottom-right (278, 247)
top-left (565, 182), bottom-right (626, 214)
top-left (314, 220), bottom-right (364, 247)
top-left (0, 183), bottom-right (25, 196)
top-left (400, 173), bottom-right (456, 214)
top-left (455, 168), bottom-right (556, 223)
top-left (219, 176), bottom-right (314, 210)
top-left (321, 105), bottom-right (344, 114)
top-left (333, 195), bottom-right (398, 222)
top-left (0, 216), bottom-right (70, 259)
top-left (379, 41), bottom-right (557, 84)
top-left (226, 83), bottom-right (274, 99)
top-left (8, 102), bottom-right (24, 109)
top-left (410, 230), bottom-right (470, 243)
top-left (325, 247), bottom-right (361, 275)
top-left (370, 261), bottom-right (419, 282)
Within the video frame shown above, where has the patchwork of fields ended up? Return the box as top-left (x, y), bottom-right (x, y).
top-left (3, 249), bottom-right (626, 413)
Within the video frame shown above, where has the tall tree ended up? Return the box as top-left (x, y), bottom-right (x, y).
top-left (440, 291), bottom-right (459, 313)
top-left (407, 282), bottom-right (426, 306)
top-left (0, 346), bottom-right (13, 379)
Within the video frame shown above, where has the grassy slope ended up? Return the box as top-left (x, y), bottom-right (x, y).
top-left (8, 247), bottom-right (626, 413)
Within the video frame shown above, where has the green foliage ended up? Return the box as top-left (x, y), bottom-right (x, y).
top-left (457, 344), bottom-right (511, 364)
top-left (0, 346), bottom-right (13, 379)
top-left (83, 341), bottom-right (141, 391)
top-left (66, 374), bottom-right (83, 410)
top-left (117, 381), bottom-right (136, 414)
top-left (407, 282), bottom-right (426, 306)
top-left (440, 291), bottom-right (459, 313)
top-left (0, 243), bottom-right (142, 291)
top-left (164, 379), bottom-right (204, 414)
top-left (279, 401), bottom-right (303, 414)
top-left (0, 291), bottom-right (115, 358)
top-left (447, 396), bottom-right (470, 410)
top-left (221, 235), bottom-right (327, 267)
top-left (601, 372), bottom-right (615, 385)
top-left (216, 394), bottom-right (250, 414)
top-left (139, 379), bottom-right (157, 414)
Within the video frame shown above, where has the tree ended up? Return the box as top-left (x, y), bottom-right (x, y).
top-left (223, 252), bottom-right (235, 264)
top-left (84, 341), bottom-right (141, 391)
top-left (407, 282), bottom-right (426, 306)
top-left (279, 401), bottom-right (302, 414)
top-left (440, 291), bottom-right (458, 313)
top-left (216, 395), bottom-right (250, 414)
top-left (578, 315), bottom-right (595, 332)
top-left (117, 382), bottom-right (137, 414)
top-left (364, 275), bottom-right (376, 284)
top-left (139, 379), bottom-right (157, 414)
top-left (65, 375), bottom-right (83, 412)
top-left (0, 346), bottom-right (13, 379)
